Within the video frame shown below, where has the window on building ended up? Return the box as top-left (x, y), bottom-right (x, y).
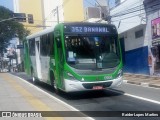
top-left (135, 29), bottom-right (144, 39)
top-left (29, 39), bottom-right (35, 56)
top-left (101, 13), bottom-right (105, 18)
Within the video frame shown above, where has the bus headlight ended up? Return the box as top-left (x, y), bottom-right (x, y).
top-left (117, 69), bottom-right (123, 78)
top-left (67, 72), bottom-right (77, 81)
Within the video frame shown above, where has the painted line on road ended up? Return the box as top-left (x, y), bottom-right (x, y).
top-left (10, 74), bottom-right (94, 120)
top-left (108, 89), bottom-right (160, 105)
top-left (124, 93), bottom-right (160, 105)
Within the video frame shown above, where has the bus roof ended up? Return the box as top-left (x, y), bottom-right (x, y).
top-left (26, 26), bottom-right (55, 40)
top-left (26, 22), bottom-right (116, 40)
top-left (63, 22), bottom-right (115, 27)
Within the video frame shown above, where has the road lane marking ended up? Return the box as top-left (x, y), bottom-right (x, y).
top-left (108, 89), bottom-right (160, 105)
top-left (9, 73), bottom-right (94, 120)
top-left (124, 93), bottom-right (160, 105)
top-left (0, 73), bottom-right (63, 120)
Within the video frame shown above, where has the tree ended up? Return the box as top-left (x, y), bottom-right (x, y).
top-left (0, 6), bottom-right (30, 54)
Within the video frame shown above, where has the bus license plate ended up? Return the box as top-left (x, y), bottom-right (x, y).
top-left (93, 86), bottom-right (103, 90)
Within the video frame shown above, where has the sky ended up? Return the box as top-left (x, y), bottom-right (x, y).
top-left (0, 0), bottom-right (115, 12)
top-left (0, 0), bottom-right (13, 11)
top-left (84, 0), bottom-right (115, 8)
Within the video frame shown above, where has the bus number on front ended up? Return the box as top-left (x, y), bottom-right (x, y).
top-left (71, 27), bottom-right (82, 33)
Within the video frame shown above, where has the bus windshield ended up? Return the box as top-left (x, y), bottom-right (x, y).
top-left (65, 36), bottom-right (120, 70)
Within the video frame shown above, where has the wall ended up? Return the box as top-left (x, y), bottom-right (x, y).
top-left (43, 0), bottom-right (84, 28)
top-left (110, 0), bottom-right (150, 74)
top-left (144, 0), bottom-right (160, 75)
top-left (123, 25), bottom-right (147, 51)
top-left (14, 0), bottom-right (44, 34)
top-left (43, 0), bottom-right (63, 28)
top-left (121, 24), bottom-right (149, 74)
top-left (63, 0), bottom-right (84, 22)
top-left (110, 0), bottom-right (145, 34)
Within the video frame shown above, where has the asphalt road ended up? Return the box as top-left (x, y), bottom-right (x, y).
top-left (12, 72), bottom-right (160, 120)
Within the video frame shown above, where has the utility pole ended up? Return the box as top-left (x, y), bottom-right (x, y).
top-left (107, 0), bottom-right (111, 24)
top-left (14, 45), bottom-right (18, 68)
top-left (56, 6), bottom-right (59, 23)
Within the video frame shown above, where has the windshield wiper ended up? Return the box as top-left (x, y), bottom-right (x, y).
top-left (92, 68), bottom-right (102, 71)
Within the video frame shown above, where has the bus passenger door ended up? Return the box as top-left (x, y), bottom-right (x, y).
top-left (35, 37), bottom-right (42, 80)
top-left (55, 35), bottom-right (64, 89)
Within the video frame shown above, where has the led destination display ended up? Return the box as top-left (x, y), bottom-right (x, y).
top-left (64, 23), bottom-right (117, 35)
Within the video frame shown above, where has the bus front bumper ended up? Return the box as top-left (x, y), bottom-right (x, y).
top-left (64, 76), bottom-right (123, 92)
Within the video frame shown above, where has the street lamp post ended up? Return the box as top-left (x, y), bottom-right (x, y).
top-left (7, 43), bottom-right (18, 72)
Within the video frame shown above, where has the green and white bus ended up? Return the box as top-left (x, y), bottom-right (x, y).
top-left (24, 22), bottom-right (123, 92)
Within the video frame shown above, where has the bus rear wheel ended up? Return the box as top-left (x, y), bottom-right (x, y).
top-left (31, 69), bottom-right (38, 84)
top-left (50, 72), bottom-right (60, 93)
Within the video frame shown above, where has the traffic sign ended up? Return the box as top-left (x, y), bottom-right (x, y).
top-left (17, 45), bottom-right (24, 49)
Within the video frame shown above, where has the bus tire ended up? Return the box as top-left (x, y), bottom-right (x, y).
top-left (50, 72), bottom-right (55, 87)
top-left (50, 72), bottom-right (60, 93)
top-left (31, 68), bottom-right (38, 84)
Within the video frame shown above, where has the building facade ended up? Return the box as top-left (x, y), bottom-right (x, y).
top-left (84, 0), bottom-right (109, 23)
top-left (13, 0), bottom-right (44, 34)
top-left (110, 0), bottom-right (150, 74)
top-left (43, 0), bottom-right (84, 28)
top-left (14, 0), bottom-right (85, 31)
top-left (144, 0), bottom-right (160, 76)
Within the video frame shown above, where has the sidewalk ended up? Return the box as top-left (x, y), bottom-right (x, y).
top-left (123, 73), bottom-right (160, 88)
top-left (0, 73), bottom-right (91, 120)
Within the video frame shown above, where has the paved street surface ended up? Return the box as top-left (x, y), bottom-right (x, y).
top-left (6, 72), bottom-right (160, 120)
top-left (0, 72), bottom-right (160, 120)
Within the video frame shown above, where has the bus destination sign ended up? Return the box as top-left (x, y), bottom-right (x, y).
top-left (64, 25), bottom-right (111, 34)
top-left (71, 26), bottom-right (109, 33)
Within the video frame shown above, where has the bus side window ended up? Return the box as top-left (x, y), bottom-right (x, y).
top-left (40, 35), bottom-right (48, 56)
top-left (29, 38), bottom-right (35, 56)
top-left (49, 33), bottom-right (54, 55)
top-left (46, 34), bottom-right (50, 56)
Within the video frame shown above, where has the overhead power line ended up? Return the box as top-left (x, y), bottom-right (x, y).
top-left (112, 7), bottom-right (144, 17)
top-left (94, 0), bottom-right (101, 6)
top-left (111, 6), bottom-right (160, 22)
top-left (112, 4), bottom-right (144, 17)
top-left (111, 2), bottom-right (160, 18)
top-left (111, 12), bottom-right (145, 22)
top-left (85, 0), bottom-right (95, 7)
top-left (94, 0), bottom-right (108, 13)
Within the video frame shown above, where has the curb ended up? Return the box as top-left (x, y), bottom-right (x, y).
top-left (123, 80), bottom-right (160, 89)
top-left (124, 73), bottom-right (160, 79)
